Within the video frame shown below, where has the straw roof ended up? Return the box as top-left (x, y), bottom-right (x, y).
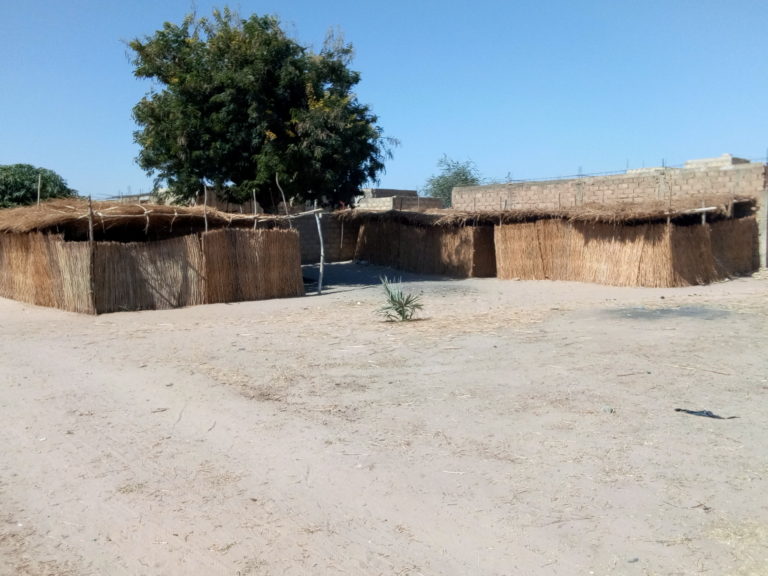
top-left (337, 195), bottom-right (757, 227)
top-left (0, 199), bottom-right (286, 240)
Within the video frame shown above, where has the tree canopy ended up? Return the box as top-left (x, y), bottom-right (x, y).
top-left (422, 156), bottom-right (481, 207)
top-left (0, 164), bottom-right (76, 208)
top-left (130, 8), bottom-right (395, 210)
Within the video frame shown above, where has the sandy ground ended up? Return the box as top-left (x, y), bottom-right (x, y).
top-left (1, 262), bottom-right (767, 576)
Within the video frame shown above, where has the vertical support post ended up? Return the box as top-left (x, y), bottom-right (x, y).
top-left (314, 211), bottom-right (325, 295)
top-left (760, 168), bottom-right (768, 268)
top-left (87, 196), bottom-right (96, 314)
top-left (37, 173), bottom-right (42, 206)
top-left (252, 188), bottom-right (258, 230)
top-left (203, 185), bottom-right (209, 233)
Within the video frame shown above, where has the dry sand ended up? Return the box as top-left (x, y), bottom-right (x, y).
top-left (1, 263), bottom-right (766, 575)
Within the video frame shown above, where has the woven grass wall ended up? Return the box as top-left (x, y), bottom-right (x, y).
top-left (0, 233), bottom-right (94, 313)
top-left (204, 228), bottom-right (304, 304)
top-left (709, 216), bottom-right (759, 277)
top-left (354, 221), bottom-right (495, 278)
top-left (495, 218), bottom-right (758, 287)
top-left (94, 235), bottom-right (205, 313)
top-left (0, 228), bottom-right (304, 313)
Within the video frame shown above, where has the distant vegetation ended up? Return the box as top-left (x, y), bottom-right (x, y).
top-left (422, 156), bottom-right (481, 208)
top-left (0, 164), bottom-right (77, 208)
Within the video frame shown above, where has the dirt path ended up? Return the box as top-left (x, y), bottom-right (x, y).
top-left (1, 264), bottom-right (766, 575)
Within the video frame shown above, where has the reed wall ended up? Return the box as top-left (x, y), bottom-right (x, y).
top-left (0, 228), bottom-right (303, 314)
top-left (494, 217), bottom-right (758, 287)
top-left (354, 221), bottom-right (495, 278)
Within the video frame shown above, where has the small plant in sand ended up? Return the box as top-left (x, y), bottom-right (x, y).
top-left (378, 276), bottom-right (423, 321)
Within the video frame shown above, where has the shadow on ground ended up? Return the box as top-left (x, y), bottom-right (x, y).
top-left (604, 306), bottom-right (731, 320)
top-left (301, 261), bottom-right (452, 294)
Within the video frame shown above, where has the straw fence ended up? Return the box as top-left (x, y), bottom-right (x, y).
top-left (203, 229), bottom-right (304, 304)
top-left (495, 216), bottom-right (758, 287)
top-left (355, 220), bottom-right (496, 278)
top-left (0, 228), bottom-right (303, 314)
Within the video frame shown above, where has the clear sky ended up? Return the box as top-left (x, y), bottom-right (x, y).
top-left (1, 0), bottom-right (767, 199)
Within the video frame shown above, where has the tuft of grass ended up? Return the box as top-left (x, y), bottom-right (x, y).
top-left (377, 276), bottom-right (423, 321)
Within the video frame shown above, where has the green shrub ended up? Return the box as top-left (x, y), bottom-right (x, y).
top-left (377, 276), bottom-right (423, 321)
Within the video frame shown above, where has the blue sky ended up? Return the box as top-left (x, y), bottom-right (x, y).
top-left (1, 0), bottom-right (766, 199)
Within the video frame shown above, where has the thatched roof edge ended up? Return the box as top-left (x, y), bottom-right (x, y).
top-left (335, 196), bottom-right (757, 226)
top-left (0, 199), bottom-right (291, 235)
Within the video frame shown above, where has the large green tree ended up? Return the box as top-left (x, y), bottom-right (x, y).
top-left (130, 8), bottom-right (395, 209)
top-left (0, 164), bottom-right (76, 208)
top-left (422, 156), bottom-right (481, 208)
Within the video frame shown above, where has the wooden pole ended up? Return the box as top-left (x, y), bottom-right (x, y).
top-left (203, 185), bottom-right (209, 233)
top-left (252, 188), bottom-right (258, 229)
top-left (87, 195), bottom-right (94, 243)
top-left (275, 173), bottom-right (292, 228)
top-left (315, 211), bottom-right (325, 295)
top-left (36, 173), bottom-right (42, 206)
top-left (87, 196), bottom-right (96, 313)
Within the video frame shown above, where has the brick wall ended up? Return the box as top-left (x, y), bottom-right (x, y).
top-left (290, 213), bottom-right (360, 264)
top-left (452, 163), bottom-right (767, 212)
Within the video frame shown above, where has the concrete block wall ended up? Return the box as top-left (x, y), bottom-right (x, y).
top-left (290, 213), bottom-right (360, 264)
top-left (361, 188), bottom-right (418, 198)
top-left (357, 196), bottom-right (444, 211)
top-left (453, 163), bottom-right (767, 212)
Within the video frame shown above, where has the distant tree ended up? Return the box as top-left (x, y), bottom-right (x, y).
top-left (422, 156), bottom-right (481, 208)
top-left (129, 8), bottom-right (395, 210)
top-left (0, 164), bottom-right (76, 208)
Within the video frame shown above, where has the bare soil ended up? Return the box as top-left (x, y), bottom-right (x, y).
top-left (1, 263), bottom-right (766, 575)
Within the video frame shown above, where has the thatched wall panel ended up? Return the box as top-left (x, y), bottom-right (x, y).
top-left (535, 220), bottom-right (573, 280)
top-left (51, 240), bottom-right (94, 313)
top-left (436, 228), bottom-right (474, 277)
top-left (0, 233), bottom-right (95, 313)
top-left (0, 234), bottom-right (52, 307)
top-left (355, 221), bottom-right (401, 269)
top-left (355, 221), bottom-right (493, 278)
top-left (245, 229), bottom-right (305, 300)
top-left (669, 225), bottom-right (717, 287)
top-left (575, 222), bottom-right (650, 286)
top-left (709, 217), bottom-right (759, 277)
top-left (494, 223), bottom-right (545, 280)
top-left (204, 229), bottom-right (304, 304)
top-left (634, 225), bottom-right (674, 288)
top-left (94, 236), bottom-right (205, 313)
top-left (495, 219), bottom-right (754, 287)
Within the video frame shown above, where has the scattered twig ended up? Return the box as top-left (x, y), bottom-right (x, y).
top-left (666, 363), bottom-right (731, 376)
